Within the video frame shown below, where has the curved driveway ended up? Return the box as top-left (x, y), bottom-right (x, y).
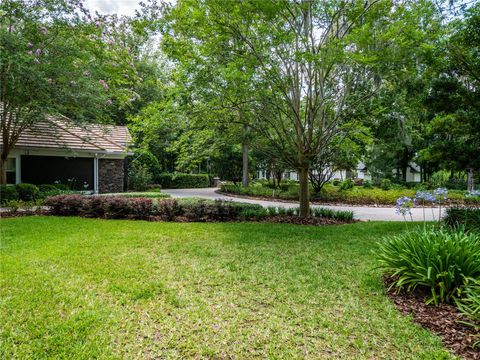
top-left (162, 187), bottom-right (437, 221)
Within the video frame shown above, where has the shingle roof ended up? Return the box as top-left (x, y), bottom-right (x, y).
top-left (2, 115), bottom-right (131, 154)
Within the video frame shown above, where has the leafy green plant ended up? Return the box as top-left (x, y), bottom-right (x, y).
top-left (339, 179), bottom-right (354, 191)
top-left (443, 208), bottom-right (480, 233)
top-left (377, 227), bottom-right (480, 305)
top-left (15, 183), bottom-right (39, 201)
top-left (156, 173), bottom-right (210, 189)
top-left (0, 185), bottom-right (18, 204)
top-left (128, 162), bottom-right (153, 191)
top-left (267, 206), bottom-right (277, 216)
top-left (455, 278), bottom-right (480, 348)
top-left (363, 180), bottom-right (373, 189)
top-left (4, 199), bottom-right (22, 213)
top-left (380, 179), bottom-right (392, 191)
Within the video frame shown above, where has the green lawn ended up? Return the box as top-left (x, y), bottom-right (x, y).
top-left (0, 217), bottom-right (454, 359)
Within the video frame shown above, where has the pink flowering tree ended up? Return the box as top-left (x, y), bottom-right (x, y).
top-left (0, 0), bottom-right (137, 184)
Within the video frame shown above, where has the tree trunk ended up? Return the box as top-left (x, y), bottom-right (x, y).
top-left (242, 141), bottom-right (249, 187)
top-left (467, 168), bottom-right (474, 191)
top-left (0, 160), bottom-right (6, 185)
top-left (0, 152), bottom-right (8, 185)
top-left (298, 166), bottom-right (310, 217)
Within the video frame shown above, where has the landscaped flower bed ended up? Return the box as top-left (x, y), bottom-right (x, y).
top-left (44, 195), bottom-right (354, 224)
top-left (377, 227), bottom-right (480, 357)
top-left (220, 182), bottom-right (474, 206)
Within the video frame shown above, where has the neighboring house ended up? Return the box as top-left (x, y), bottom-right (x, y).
top-left (257, 161), bottom-right (421, 183)
top-left (1, 115), bottom-right (131, 193)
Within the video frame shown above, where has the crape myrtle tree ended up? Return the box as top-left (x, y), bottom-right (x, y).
top-left (0, 0), bottom-right (137, 184)
top-left (161, 0), bottom-right (439, 216)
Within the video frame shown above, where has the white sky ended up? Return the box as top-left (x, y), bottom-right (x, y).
top-left (85, 0), bottom-right (142, 16)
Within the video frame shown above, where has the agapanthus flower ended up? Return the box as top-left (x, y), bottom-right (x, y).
top-left (35, 48), bottom-right (41, 55)
top-left (433, 187), bottom-right (448, 201)
top-left (34, 58), bottom-right (40, 64)
top-left (70, 80), bottom-right (76, 86)
top-left (395, 196), bottom-right (413, 216)
top-left (106, 99), bottom-right (113, 105)
top-left (95, 21), bottom-right (102, 28)
top-left (83, 70), bottom-right (91, 76)
top-left (414, 190), bottom-right (436, 204)
top-left (40, 26), bottom-right (47, 35)
top-left (466, 190), bottom-right (480, 198)
top-left (27, 50), bottom-right (33, 56)
top-left (27, 42), bottom-right (33, 48)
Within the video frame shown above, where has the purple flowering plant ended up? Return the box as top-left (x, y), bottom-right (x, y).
top-left (395, 196), bottom-right (413, 222)
top-left (466, 190), bottom-right (480, 208)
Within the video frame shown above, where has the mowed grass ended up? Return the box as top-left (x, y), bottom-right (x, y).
top-left (0, 217), bottom-right (454, 359)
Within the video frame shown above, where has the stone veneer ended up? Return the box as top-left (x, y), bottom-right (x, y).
top-left (98, 159), bottom-right (124, 193)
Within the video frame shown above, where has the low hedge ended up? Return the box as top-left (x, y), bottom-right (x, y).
top-left (156, 173), bottom-right (210, 189)
top-left (45, 195), bottom-right (355, 223)
top-left (0, 185), bottom-right (18, 205)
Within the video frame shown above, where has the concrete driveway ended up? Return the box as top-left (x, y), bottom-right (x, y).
top-left (162, 187), bottom-right (438, 222)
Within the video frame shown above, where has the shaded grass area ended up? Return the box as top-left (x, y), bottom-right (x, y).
top-left (0, 217), bottom-right (455, 359)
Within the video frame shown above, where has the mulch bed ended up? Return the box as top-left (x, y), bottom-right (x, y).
top-left (385, 279), bottom-right (480, 359)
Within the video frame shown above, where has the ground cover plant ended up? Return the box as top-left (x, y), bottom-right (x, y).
top-left (220, 182), bottom-right (471, 206)
top-left (105, 192), bottom-right (171, 199)
top-left (0, 217), bottom-right (455, 359)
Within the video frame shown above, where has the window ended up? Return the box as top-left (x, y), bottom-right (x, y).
top-left (6, 157), bottom-right (16, 184)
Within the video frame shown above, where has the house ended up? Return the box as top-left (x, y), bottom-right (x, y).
top-left (257, 161), bottom-right (422, 183)
top-left (1, 115), bottom-right (131, 193)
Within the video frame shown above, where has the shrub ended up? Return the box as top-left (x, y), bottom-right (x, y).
top-left (239, 207), bottom-right (267, 220)
top-left (380, 179), bottom-right (392, 191)
top-left (155, 199), bottom-right (180, 220)
top-left (128, 162), bottom-right (153, 191)
top-left (363, 180), bottom-right (373, 189)
top-left (0, 185), bottom-right (18, 204)
top-left (46, 194), bottom-right (85, 216)
top-left (53, 183), bottom-right (70, 191)
top-left (443, 208), bottom-right (480, 233)
top-left (267, 206), bottom-right (277, 216)
top-left (128, 198), bottom-right (153, 219)
top-left (332, 179), bottom-right (340, 186)
top-left (15, 183), bottom-right (39, 201)
top-left (339, 179), bottom-right (354, 191)
top-left (38, 184), bottom-right (58, 193)
top-left (156, 173), bottom-right (210, 189)
top-left (312, 207), bottom-right (354, 221)
top-left (377, 227), bottom-right (480, 305)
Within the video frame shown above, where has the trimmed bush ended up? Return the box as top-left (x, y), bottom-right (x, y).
top-left (15, 183), bottom-right (39, 201)
top-left (339, 179), bottom-right (355, 191)
top-left (156, 173), bottom-right (210, 189)
top-left (380, 179), bottom-right (392, 190)
top-left (443, 207), bottom-right (480, 233)
top-left (0, 185), bottom-right (18, 204)
top-left (377, 227), bottom-right (480, 305)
